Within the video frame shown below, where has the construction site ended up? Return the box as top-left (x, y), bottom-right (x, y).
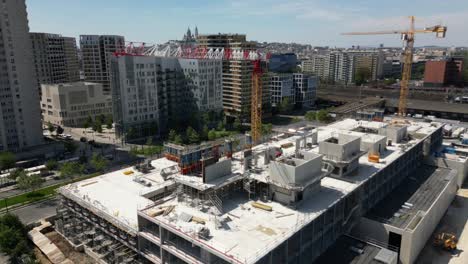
top-left (51, 116), bottom-right (468, 264)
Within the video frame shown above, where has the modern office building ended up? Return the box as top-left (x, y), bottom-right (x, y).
top-left (0, 0), bottom-right (43, 151)
top-left (40, 82), bottom-right (112, 127)
top-left (197, 34), bottom-right (270, 120)
top-left (110, 55), bottom-right (223, 139)
top-left (293, 73), bottom-right (317, 108)
top-left (80, 35), bottom-right (125, 93)
top-left (269, 73), bottom-right (317, 109)
top-left (31, 33), bottom-right (80, 96)
top-left (55, 118), bottom-right (454, 264)
top-left (269, 73), bottom-right (294, 107)
top-left (424, 58), bottom-right (464, 87)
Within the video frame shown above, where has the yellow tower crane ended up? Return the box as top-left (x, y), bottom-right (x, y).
top-left (342, 16), bottom-right (447, 116)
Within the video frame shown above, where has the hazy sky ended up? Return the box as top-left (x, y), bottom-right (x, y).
top-left (26, 0), bottom-right (468, 47)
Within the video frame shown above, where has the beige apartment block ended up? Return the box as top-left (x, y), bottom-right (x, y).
top-left (41, 82), bottom-right (112, 127)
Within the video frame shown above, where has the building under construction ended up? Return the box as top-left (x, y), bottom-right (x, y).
top-left (55, 118), bottom-right (462, 264)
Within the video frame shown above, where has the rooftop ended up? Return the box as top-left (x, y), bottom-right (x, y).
top-left (58, 158), bottom-right (177, 233)
top-left (59, 118), bottom-right (443, 262)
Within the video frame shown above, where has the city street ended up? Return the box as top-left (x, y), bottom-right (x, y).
top-left (9, 197), bottom-right (59, 225)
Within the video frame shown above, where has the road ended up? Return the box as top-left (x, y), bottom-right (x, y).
top-left (6, 197), bottom-right (59, 225)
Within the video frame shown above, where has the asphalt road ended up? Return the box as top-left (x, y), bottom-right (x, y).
top-left (7, 197), bottom-right (59, 225)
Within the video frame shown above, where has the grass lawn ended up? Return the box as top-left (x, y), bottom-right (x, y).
top-left (0, 172), bottom-right (100, 210)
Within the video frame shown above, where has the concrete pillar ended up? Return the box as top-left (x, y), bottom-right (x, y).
top-left (159, 225), bottom-right (165, 263)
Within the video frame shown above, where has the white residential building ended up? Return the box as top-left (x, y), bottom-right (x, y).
top-left (110, 55), bottom-right (223, 139)
top-left (0, 0), bottom-right (43, 151)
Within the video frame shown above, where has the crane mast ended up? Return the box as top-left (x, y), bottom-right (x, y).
top-left (342, 16), bottom-right (447, 116)
top-left (251, 60), bottom-right (263, 144)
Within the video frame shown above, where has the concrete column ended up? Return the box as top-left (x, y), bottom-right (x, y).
top-left (159, 225), bottom-right (165, 263)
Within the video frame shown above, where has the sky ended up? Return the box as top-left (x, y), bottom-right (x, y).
top-left (26, 0), bottom-right (468, 47)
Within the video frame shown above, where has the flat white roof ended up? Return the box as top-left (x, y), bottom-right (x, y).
top-left (143, 177), bottom-right (357, 263)
top-left (59, 159), bottom-right (177, 232)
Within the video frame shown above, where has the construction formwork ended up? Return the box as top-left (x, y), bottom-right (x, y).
top-left (55, 196), bottom-right (144, 264)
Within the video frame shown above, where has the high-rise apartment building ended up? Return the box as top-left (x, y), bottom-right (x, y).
top-left (0, 0), bottom-right (43, 151)
top-left (31, 33), bottom-right (80, 95)
top-left (197, 34), bottom-right (270, 120)
top-left (110, 55), bottom-right (223, 139)
top-left (305, 51), bottom-right (381, 85)
top-left (80, 35), bottom-right (125, 93)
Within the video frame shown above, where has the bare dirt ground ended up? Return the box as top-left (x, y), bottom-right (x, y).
top-left (42, 231), bottom-right (96, 264)
top-left (416, 188), bottom-right (468, 264)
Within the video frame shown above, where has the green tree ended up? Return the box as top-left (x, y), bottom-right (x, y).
top-left (59, 162), bottom-right (84, 178)
top-left (168, 129), bottom-right (177, 142)
top-left (316, 109), bottom-right (329, 122)
top-left (8, 169), bottom-right (25, 181)
top-left (0, 213), bottom-right (35, 263)
top-left (355, 67), bottom-right (371, 86)
top-left (84, 116), bottom-right (93, 129)
top-left (186, 126), bottom-right (200, 144)
top-left (383, 78), bottom-right (397, 86)
top-left (90, 153), bottom-right (108, 172)
top-left (47, 123), bottom-right (55, 134)
top-left (208, 129), bottom-right (217, 141)
top-left (93, 119), bottom-right (103, 133)
top-left (305, 111), bottom-right (316, 121)
top-left (261, 123), bottom-right (273, 135)
top-left (202, 125), bottom-right (209, 140)
top-left (279, 97), bottom-right (293, 114)
top-left (217, 121), bottom-right (224, 131)
top-left (56, 126), bottom-right (64, 135)
top-left (174, 134), bottom-right (183, 145)
top-left (146, 137), bottom-right (153, 146)
top-left (233, 118), bottom-right (242, 132)
top-left (106, 115), bottom-right (113, 129)
top-left (16, 173), bottom-right (43, 193)
top-left (45, 159), bottom-right (58, 171)
top-left (0, 152), bottom-right (15, 171)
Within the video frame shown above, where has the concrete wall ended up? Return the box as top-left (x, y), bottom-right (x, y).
top-left (204, 159), bottom-right (232, 183)
top-left (361, 135), bottom-right (387, 155)
top-left (355, 170), bottom-right (458, 264)
top-left (380, 125), bottom-right (407, 143)
top-left (269, 155), bottom-right (322, 187)
top-left (427, 157), bottom-right (468, 187)
top-left (402, 170), bottom-right (458, 264)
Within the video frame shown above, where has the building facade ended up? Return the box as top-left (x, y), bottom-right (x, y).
top-left (40, 82), bottom-right (112, 127)
top-left (31, 33), bottom-right (80, 96)
top-left (110, 55), bottom-right (223, 139)
top-left (269, 73), bottom-right (294, 107)
top-left (424, 58), bottom-right (464, 87)
top-left (269, 73), bottom-right (317, 109)
top-left (294, 73), bottom-right (317, 108)
top-left (197, 34), bottom-right (270, 120)
top-left (80, 35), bottom-right (125, 93)
top-left (304, 51), bottom-right (381, 85)
top-left (0, 0), bottom-right (43, 151)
